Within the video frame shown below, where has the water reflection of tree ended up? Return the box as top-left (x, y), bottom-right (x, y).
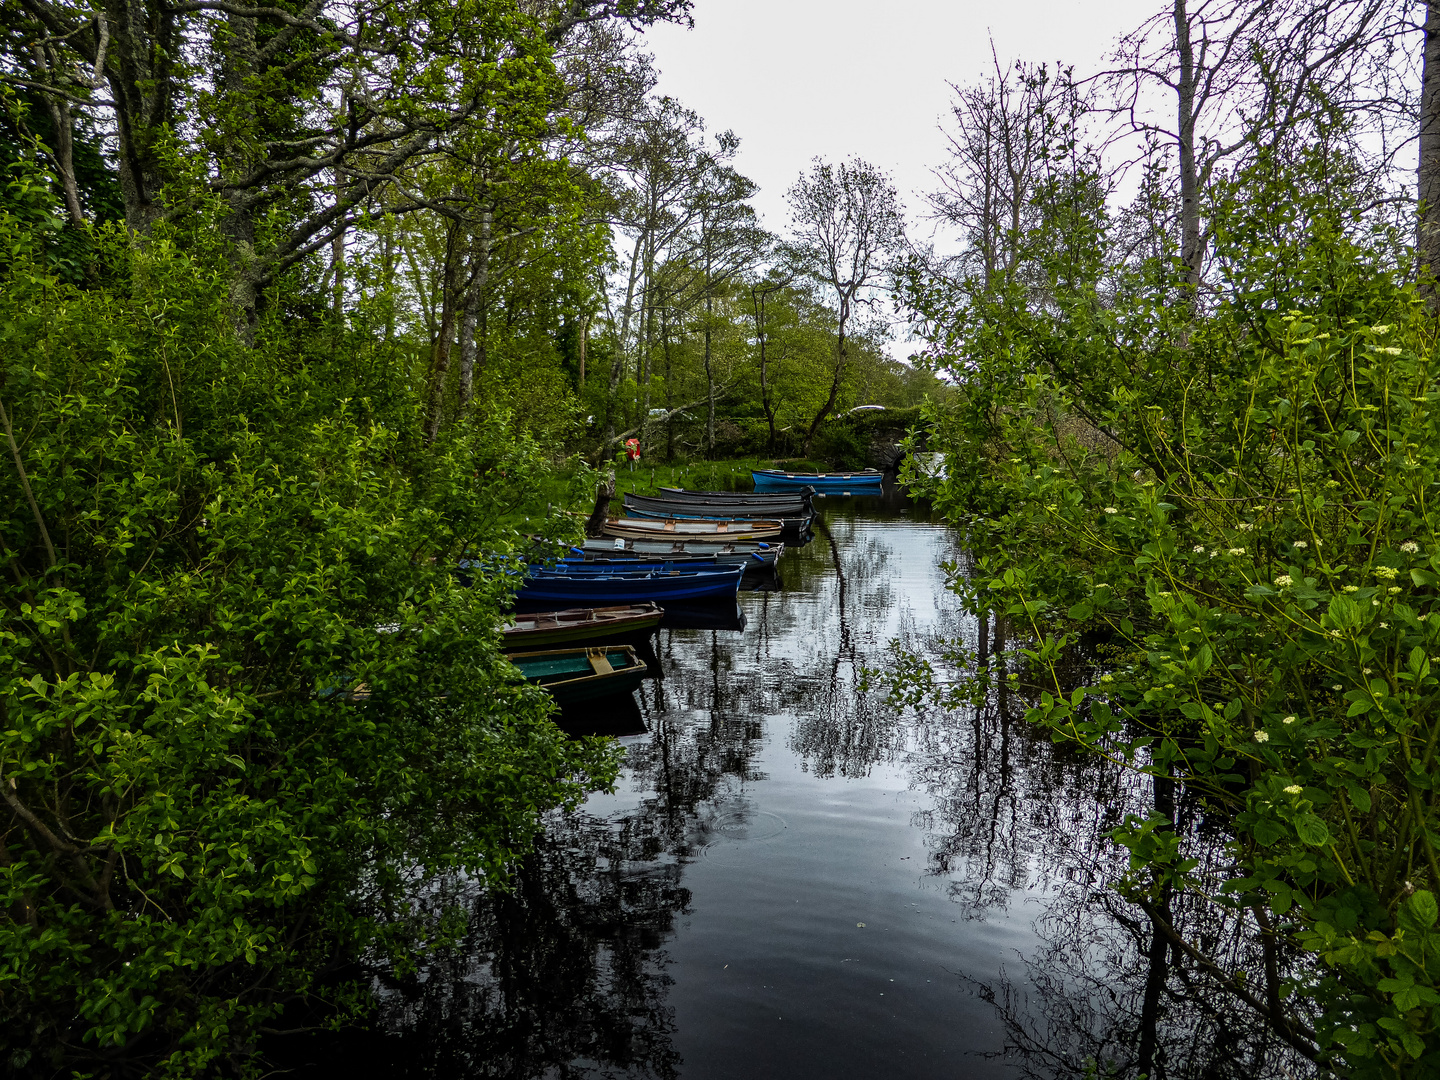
top-left (928, 633), bottom-right (1319, 1077)
top-left (786, 519), bottom-right (924, 777)
top-left (364, 811), bottom-right (688, 1080)
top-left (286, 623), bottom-right (778, 1079)
top-left (972, 857), bottom-right (1313, 1079)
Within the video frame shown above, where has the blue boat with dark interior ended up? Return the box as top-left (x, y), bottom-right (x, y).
top-left (751, 468), bottom-right (884, 495)
top-left (517, 563), bottom-right (745, 607)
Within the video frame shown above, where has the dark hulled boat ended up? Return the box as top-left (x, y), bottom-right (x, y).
top-left (575, 537), bottom-right (783, 566)
top-left (656, 486), bottom-right (815, 511)
top-left (501, 603), bottom-right (663, 649)
top-left (516, 563), bottom-right (745, 607)
top-left (621, 493), bottom-right (812, 540)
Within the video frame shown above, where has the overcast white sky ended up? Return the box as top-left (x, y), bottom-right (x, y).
top-left (640, 0), bottom-right (1161, 238)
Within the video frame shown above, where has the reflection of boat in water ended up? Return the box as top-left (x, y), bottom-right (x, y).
top-left (740, 563), bottom-right (781, 593)
top-left (506, 645), bottom-right (648, 704)
top-left (553, 691), bottom-right (648, 737)
top-left (658, 599), bottom-right (747, 632)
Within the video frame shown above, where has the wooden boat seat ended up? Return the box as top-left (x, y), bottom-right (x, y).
top-left (588, 650), bottom-right (615, 675)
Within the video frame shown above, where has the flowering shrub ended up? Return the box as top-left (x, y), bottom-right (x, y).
top-left (906, 220), bottom-right (1440, 1074)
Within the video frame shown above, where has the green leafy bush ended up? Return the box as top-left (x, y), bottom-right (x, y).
top-left (906, 190), bottom-right (1440, 1069)
top-left (0, 210), bottom-right (618, 1076)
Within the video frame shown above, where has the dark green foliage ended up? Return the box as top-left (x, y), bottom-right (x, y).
top-left (0, 206), bottom-right (619, 1078)
top-left (901, 133), bottom-right (1440, 1073)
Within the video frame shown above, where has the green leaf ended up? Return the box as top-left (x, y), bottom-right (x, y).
top-left (1294, 814), bottom-right (1331, 847)
top-left (1409, 890), bottom-right (1438, 928)
top-left (1344, 781), bottom-right (1372, 813)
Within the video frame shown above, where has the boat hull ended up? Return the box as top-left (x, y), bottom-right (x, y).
top-left (501, 603), bottom-right (663, 648)
top-left (622, 504), bottom-right (812, 534)
top-left (752, 469), bottom-right (884, 495)
top-left (576, 537), bottom-right (782, 566)
top-left (625, 491), bottom-right (811, 519)
top-left (506, 646), bottom-right (648, 704)
top-left (516, 564), bottom-right (745, 606)
top-left (599, 517), bottom-right (784, 542)
top-left (658, 485), bottom-right (815, 509)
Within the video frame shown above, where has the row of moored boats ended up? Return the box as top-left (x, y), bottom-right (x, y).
top-left (503, 468), bottom-right (884, 705)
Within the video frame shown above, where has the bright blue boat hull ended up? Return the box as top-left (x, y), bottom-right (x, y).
top-left (752, 469), bottom-right (884, 494)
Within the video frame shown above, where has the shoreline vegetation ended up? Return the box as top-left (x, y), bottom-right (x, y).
top-left (2, 0), bottom-right (1438, 1075)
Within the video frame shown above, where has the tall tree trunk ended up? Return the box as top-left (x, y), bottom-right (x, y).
top-left (801, 297), bottom-right (850, 458)
top-left (607, 233), bottom-right (645, 445)
top-left (28, 46), bottom-right (85, 228)
top-left (457, 206), bottom-right (491, 411)
top-left (578, 315), bottom-right (588, 387)
top-left (1174, 0), bottom-right (1202, 297)
top-left (107, 0), bottom-right (176, 234)
top-left (640, 279), bottom-right (654, 418)
top-left (662, 309), bottom-right (675, 461)
top-left (423, 226), bottom-right (462, 444)
top-left (753, 288), bottom-right (777, 452)
top-left (218, 10), bottom-right (261, 341)
top-left (330, 90), bottom-right (348, 321)
top-left (704, 290), bottom-right (715, 459)
top-left (1421, 1), bottom-right (1440, 301)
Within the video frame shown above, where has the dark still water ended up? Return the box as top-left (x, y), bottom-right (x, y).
top-left (290, 488), bottom-right (1294, 1080)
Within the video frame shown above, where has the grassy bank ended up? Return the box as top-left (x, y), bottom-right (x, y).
top-left (610, 457), bottom-right (836, 500)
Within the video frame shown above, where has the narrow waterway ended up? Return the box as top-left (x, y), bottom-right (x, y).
top-left (292, 486), bottom-right (1302, 1079)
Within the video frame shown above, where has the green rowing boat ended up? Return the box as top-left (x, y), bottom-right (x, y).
top-left (506, 645), bottom-right (648, 705)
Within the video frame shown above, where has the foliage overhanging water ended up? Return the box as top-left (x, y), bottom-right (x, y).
top-left (285, 486), bottom-right (1305, 1079)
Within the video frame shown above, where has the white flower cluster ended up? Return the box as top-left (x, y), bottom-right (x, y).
top-left (1293, 540), bottom-right (1308, 550)
top-left (1401, 541), bottom-right (1420, 554)
top-left (1103, 507), bottom-right (1119, 514)
top-left (1274, 575), bottom-right (1294, 587)
top-left (1227, 547), bottom-right (1246, 557)
top-left (1255, 731), bottom-right (1270, 743)
top-left (1374, 565), bottom-right (1399, 581)
top-left (1284, 784), bottom-right (1304, 795)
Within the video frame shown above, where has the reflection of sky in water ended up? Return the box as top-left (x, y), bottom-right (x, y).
top-left (588, 499), bottom-right (1058, 1079)
top-left (286, 492), bottom-right (1309, 1080)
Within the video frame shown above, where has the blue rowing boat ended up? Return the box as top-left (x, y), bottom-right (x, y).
top-left (517, 563), bottom-right (745, 606)
top-left (751, 468), bottom-right (884, 495)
